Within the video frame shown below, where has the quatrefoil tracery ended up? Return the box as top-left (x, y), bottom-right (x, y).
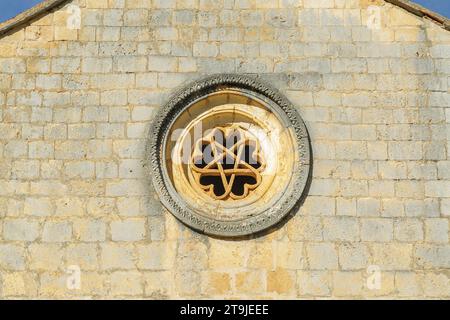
top-left (190, 126), bottom-right (265, 200)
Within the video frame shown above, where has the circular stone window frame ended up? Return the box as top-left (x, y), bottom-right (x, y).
top-left (148, 74), bottom-right (311, 237)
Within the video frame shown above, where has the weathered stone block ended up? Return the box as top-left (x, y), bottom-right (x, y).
top-left (110, 271), bottom-right (143, 296)
top-left (297, 271), bottom-right (331, 297)
top-left (101, 243), bottom-right (135, 270)
top-left (24, 197), bottom-right (53, 216)
top-left (235, 271), bottom-right (265, 294)
top-left (28, 244), bottom-right (64, 271)
top-left (307, 243), bottom-right (338, 270)
top-left (137, 242), bottom-right (176, 270)
top-left (0, 244), bottom-right (25, 270)
top-left (361, 218), bottom-right (393, 242)
top-left (66, 244), bottom-right (99, 270)
top-left (3, 219), bottom-right (39, 241)
top-left (42, 221), bottom-right (72, 242)
top-left (323, 217), bottom-right (359, 241)
top-left (339, 243), bottom-right (370, 270)
top-left (29, 141), bottom-right (54, 159)
top-left (267, 268), bottom-right (296, 294)
top-left (425, 219), bottom-right (449, 243)
top-left (111, 219), bottom-right (146, 241)
top-left (74, 219), bottom-right (107, 242)
top-left (394, 219), bottom-right (423, 242)
top-left (1, 272), bottom-right (38, 297)
top-left (333, 271), bottom-right (363, 297)
top-left (372, 243), bottom-right (413, 270)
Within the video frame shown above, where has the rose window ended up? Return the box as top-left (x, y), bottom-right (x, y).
top-left (149, 74), bottom-right (311, 237)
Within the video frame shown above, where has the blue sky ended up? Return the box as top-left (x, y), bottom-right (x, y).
top-left (414, 0), bottom-right (450, 18)
top-left (0, 0), bottom-right (44, 22)
top-left (0, 0), bottom-right (449, 23)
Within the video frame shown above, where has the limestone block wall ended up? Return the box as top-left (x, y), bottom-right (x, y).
top-left (0, 0), bottom-right (449, 299)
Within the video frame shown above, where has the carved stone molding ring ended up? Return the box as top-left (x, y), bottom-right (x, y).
top-left (148, 74), bottom-right (311, 237)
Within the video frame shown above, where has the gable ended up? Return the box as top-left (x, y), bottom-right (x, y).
top-left (0, 0), bottom-right (449, 38)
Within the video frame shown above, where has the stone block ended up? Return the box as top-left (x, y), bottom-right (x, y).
top-left (24, 197), bottom-right (53, 216)
top-left (111, 219), bottom-right (146, 241)
top-left (394, 219), bottom-right (423, 242)
top-left (110, 271), bottom-right (143, 296)
top-left (425, 219), bottom-right (449, 243)
top-left (29, 244), bottom-right (64, 271)
top-left (144, 271), bottom-right (172, 298)
top-left (1, 272), bottom-right (38, 297)
top-left (333, 271), bottom-right (363, 297)
top-left (3, 219), bottom-right (39, 241)
top-left (101, 243), bottom-right (135, 270)
top-left (323, 217), bottom-right (359, 241)
top-left (0, 244), bottom-right (25, 270)
top-left (235, 271), bottom-right (265, 294)
top-left (42, 221), bottom-right (72, 242)
top-left (307, 243), bottom-right (338, 270)
top-left (66, 244), bottom-right (99, 270)
top-left (74, 219), bottom-right (107, 242)
top-left (361, 218), bottom-right (393, 242)
top-left (267, 268), bottom-right (296, 294)
top-left (136, 242), bottom-right (176, 270)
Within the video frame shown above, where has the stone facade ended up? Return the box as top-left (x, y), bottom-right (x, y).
top-left (0, 0), bottom-right (449, 299)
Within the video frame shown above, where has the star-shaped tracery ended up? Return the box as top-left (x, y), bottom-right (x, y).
top-left (190, 126), bottom-right (266, 200)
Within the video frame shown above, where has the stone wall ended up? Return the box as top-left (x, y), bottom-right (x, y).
top-left (0, 0), bottom-right (449, 298)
